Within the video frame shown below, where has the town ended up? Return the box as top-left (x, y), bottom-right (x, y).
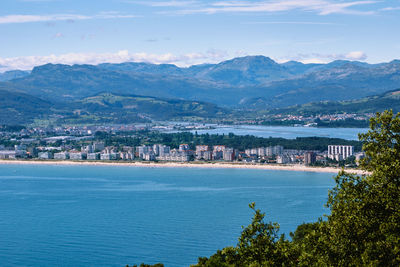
top-left (0, 125), bottom-right (364, 167)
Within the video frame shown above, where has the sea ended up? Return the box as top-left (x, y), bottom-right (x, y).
top-left (0, 164), bottom-right (336, 266)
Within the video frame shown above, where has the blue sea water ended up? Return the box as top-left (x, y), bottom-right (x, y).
top-left (0, 164), bottom-right (335, 266)
top-left (184, 125), bottom-right (367, 140)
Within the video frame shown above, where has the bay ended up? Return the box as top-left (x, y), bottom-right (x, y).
top-left (180, 125), bottom-right (368, 140)
top-left (0, 164), bottom-right (335, 266)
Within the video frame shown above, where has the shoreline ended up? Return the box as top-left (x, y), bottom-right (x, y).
top-left (0, 159), bottom-right (368, 174)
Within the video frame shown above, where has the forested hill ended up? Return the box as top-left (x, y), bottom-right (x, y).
top-left (263, 88), bottom-right (400, 115)
top-left (0, 90), bottom-right (229, 125)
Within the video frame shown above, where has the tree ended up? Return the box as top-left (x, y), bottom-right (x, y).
top-left (194, 110), bottom-right (400, 266)
top-left (318, 110), bottom-right (400, 265)
top-left (192, 203), bottom-right (298, 267)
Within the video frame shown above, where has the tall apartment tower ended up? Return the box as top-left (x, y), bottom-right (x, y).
top-left (328, 145), bottom-right (354, 161)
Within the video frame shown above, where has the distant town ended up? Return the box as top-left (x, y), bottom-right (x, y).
top-left (0, 124), bottom-right (365, 168)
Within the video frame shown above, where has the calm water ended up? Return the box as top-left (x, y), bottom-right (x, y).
top-left (184, 125), bottom-right (367, 140)
top-left (0, 164), bottom-right (335, 266)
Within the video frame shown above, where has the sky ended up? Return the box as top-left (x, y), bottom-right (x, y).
top-left (0, 0), bottom-right (399, 71)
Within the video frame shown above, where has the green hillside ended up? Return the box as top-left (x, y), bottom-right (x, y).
top-left (0, 90), bottom-right (229, 125)
top-left (0, 89), bottom-right (57, 124)
top-left (267, 89), bottom-right (400, 116)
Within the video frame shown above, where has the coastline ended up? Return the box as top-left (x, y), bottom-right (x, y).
top-left (0, 159), bottom-right (368, 175)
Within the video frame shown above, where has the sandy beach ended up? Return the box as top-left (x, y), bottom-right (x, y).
top-left (0, 159), bottom-right (368, 175)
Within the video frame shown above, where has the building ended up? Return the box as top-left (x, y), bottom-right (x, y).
top-left (277, 155), bottom-right (290, 164)
top-left (87, 153), bottom-right (100, 160)
top-left (136, 145), bottom-right (151, 159)
top-left (196, 145), bottom-right (211, 160)
top-left (213, 145), bottom-right (225, 152)
top-left (223, 148), bottom-right (235, 161)
top-left (179, 144), bottom-right (190, 152)
top-left (82, 145), bottom-right (94, 154)
top-left (202, 151), bottom-right (213, 161)
top-left (38, 151), bottom-right (53, 159)
top-left (304, 152), bottom-right (316, 166)
top-left (69, 152), bottom-right (86, 160)
top-left (258, 147), bottom-right (266, 157)
top-left (152, 144), bottom-right (170, 156)
top-left (355, 152), bottom-right (365, 166)
top-left (0, 150), bottom-right (18, 159)
top-left (328, 145), bottom-right (354, 160)
top-left (264, 146), bottom-right (284, 157)
top-left (157, 153), bottom-right (189, 162)
top-left (93, 142), bottom-right (105, 152)
top-left (54, 152), bottom-right (69, 160)
top-left (120, 152), bottom-right (134, 160)
top-left (143, 152), bottom-right (155, 161)
top-left (100, 153), bottom-right (112, 160)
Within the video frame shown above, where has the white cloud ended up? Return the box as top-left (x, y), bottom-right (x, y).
top-left (124, 1), bottom-right (199, 7)
top-left (53, 32), bottom-right (64, 38)
top-left (345, 51), bottom-right (367, 61)
top-left (0, 50), bottom-right (230, 72)
top-left (279, 51), bottom-right (368, 63)
top-left (147, 1), bottom-right (199, 7)
top-left (161, 0), bottom-right (378, 15)
top-left (380, 6), bottom-right (400, 11)
top-left (0, 13), bottom-right (136, 24)
top-left (243, 21), bottom-right (339, 25)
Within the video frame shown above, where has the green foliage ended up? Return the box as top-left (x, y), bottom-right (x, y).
top-left (319, 110), bottom-right (400, 265)
top-left (194, 110), bottom-right (400, 266)
top-left (192, 203), bottom-right (298, 267)
top-left (126, 264), bottom-right (164, 267)
top-left (315, 118), bottom-right (369, 128)
top-left (268, 89), bottom-right (400, 116)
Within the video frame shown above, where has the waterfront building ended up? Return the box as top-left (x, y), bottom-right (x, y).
top-left (100, 153), bottom-right (119, 160)
top-left (82, 145), bottom-right (93, 154)
top-left (304, 152), bottom-right (316, 166)
top-left (272, 145), bottom-right (284, 156)
top-left (328, 145), bottom-right (354, 160)
top-left (160, 145), bottom-right (170, 156)
top-left (212, 150), bottom-right (224, 160)
top-left (54, 152), bottom-right (69, 160)
top-left (87, 153), bottom-right (100, 160)
top-left (69, 152), bottom-right (86, 160)
top-left (152, 144), bottom-right (170, 157)
top-left (223, 148), bottom-right (235, 161)
top-left (93, 142), bottom-right (105, 152)
top-left (258, 147), bottom-right (266, 157)
top-left (157, 153), bottom-right (189, 162)
top-left (179, 144), bottom-right (190, 152)
top-left (202, 151), bottom-right (213, 161)
top-left (100, 153), bottom-right (112, 160)
top-left (196, 145), bottom-right (211, 160)
top-left (136, 145), bottom-right (152, 159)
top-left (0, 150), bottom-right (18, 159)
top-left (213, 145), bottom-right (225, 152)
top-left (38, 151), bottom-right (53, 159)
top-left (144, 152), bottom-right (155, 161)
top-left (119, 152), bottom-right (134, 160)
top-left (276, 155), bottom-right (290, 164)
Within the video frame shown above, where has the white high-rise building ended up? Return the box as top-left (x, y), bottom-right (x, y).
top-left (328, 145), bottom-right (354, 160)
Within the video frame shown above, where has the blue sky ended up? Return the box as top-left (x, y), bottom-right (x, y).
top-left (0, 0), bottom-right (399, 71)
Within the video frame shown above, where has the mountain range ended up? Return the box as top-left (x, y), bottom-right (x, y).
top-left (0, 55), bottom-right (399, 125)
